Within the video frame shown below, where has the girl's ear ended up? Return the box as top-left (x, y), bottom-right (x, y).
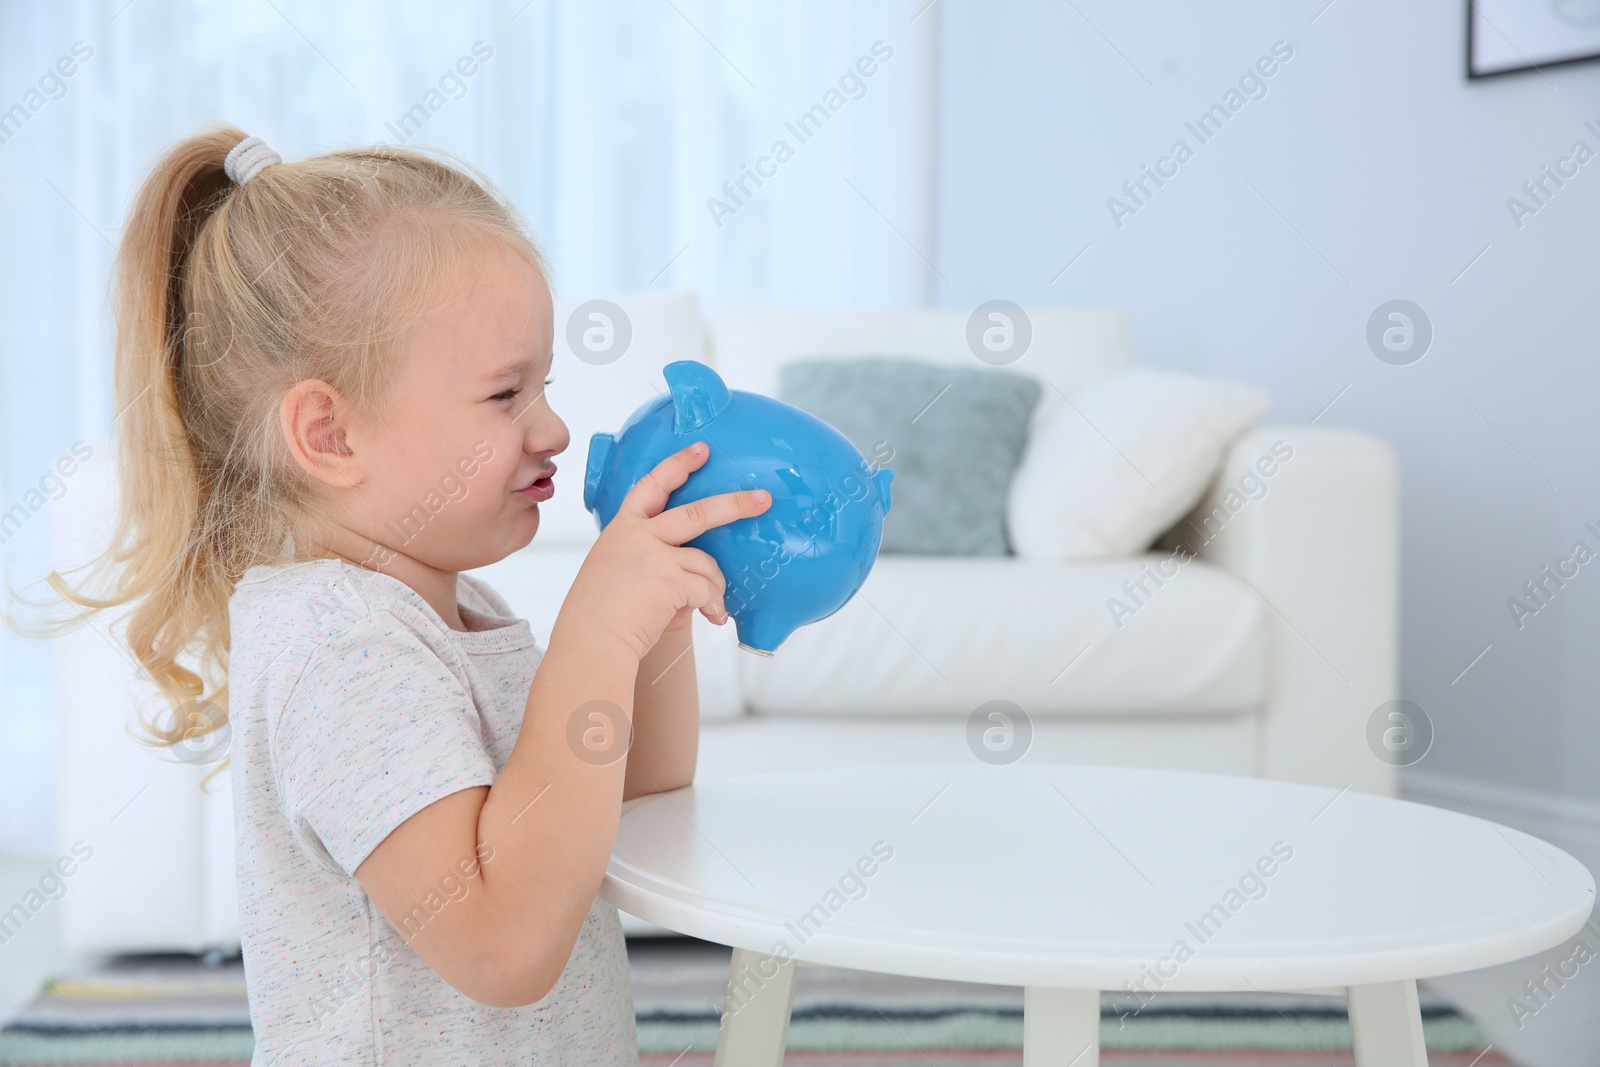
top-left (280, 379), bottom-right (367, 490)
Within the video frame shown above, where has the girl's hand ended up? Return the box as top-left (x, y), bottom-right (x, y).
top-left (663, 599), bottom-right (713, 637)
top-left (565, 441), bottom-right (771, 662)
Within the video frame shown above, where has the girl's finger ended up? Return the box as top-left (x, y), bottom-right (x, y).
top-left (672, 546), bottom-right (727, 604)
top-left (649, 485), bottom-right (771, 548)
top-left (613, 441), bottom-right (710, 522)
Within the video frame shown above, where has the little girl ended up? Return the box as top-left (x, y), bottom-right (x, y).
top-left (53, 123), bottom-right (771, 1064)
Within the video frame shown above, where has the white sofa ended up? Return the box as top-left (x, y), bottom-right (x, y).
top-left (52, 294), bottom-right (1398, 954)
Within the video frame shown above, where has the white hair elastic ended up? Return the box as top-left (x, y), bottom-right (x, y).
top-left (223, 135), bottom-right (281, 185)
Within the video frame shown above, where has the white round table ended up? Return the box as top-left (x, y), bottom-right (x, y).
top-left (602, 764), bottom-right (1594, 1066)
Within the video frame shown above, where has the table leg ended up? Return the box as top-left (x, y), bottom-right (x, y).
top-left (1347, 979), bottom-right (1428, 1066)
top-left (714, 947), bottom-right (797, 1067)
top-left (1023, 987), bottom-right (1100, 1067)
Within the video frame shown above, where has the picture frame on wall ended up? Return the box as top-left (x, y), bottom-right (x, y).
top-left (1468, 0), bottom-right (1600, 78)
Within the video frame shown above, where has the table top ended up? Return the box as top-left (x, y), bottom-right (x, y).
top-left (602, 763), bottom-right (1595, 990)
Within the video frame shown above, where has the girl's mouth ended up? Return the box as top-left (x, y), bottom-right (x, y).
top-left (516, 476), bottom-right (554, 502)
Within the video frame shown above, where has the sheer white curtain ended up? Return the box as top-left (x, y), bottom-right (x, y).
top-left (0, 0), bottom-right (937, 855)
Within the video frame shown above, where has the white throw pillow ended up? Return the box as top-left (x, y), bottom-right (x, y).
top-left (1006, 367), bottom-right (1271, 561)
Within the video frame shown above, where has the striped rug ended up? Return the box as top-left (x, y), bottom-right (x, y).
top-left (0, 939), bottom-right (1511, 1065)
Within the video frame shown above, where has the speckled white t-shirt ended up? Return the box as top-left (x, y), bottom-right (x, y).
top-left (227, 556), bottom-right (637, 1065)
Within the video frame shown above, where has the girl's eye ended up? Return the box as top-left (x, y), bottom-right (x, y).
top-left (491, 377), bottom-right (553, 402)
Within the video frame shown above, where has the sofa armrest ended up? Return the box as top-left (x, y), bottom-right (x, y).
top-left (1158, 425), bottom-right (1400, 796)
top-left (51, 437), bottom-right (239, 954)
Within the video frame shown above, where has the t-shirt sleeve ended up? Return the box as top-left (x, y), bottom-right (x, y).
top-left (269, 607), bottom-right (498, 881)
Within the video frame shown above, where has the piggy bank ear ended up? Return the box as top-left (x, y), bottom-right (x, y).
top-left (663, 360), bottom-right (731, 434)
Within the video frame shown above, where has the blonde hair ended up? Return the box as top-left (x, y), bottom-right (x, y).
top-left (10, 122), bottom-right (548, 789)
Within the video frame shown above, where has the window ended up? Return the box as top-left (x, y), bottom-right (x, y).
top-left (0, 0), bottom-right (935, 855)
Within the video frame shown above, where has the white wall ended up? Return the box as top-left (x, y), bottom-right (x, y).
top-left (931, 0), bottom-right (1600, 804)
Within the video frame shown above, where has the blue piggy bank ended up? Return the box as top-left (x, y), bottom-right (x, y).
top-left (583, 359), bottom-right (894, 656)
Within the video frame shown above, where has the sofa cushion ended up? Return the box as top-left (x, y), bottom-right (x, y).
top-left (778, 356), bottom-right (1041, 556)
top-left (739, 553), bottom-right (1266, 718)
top-left (1007, 367), bottom-right (1271, 561)
top-left (709, 305), bottom-right (1136, 447)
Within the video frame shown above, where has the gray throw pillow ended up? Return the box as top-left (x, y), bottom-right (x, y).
top-left (778, 356), bottom-right (1043, 556)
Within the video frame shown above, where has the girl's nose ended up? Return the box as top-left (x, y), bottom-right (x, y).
top-left (529, 407), bottom-right (569, 459)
